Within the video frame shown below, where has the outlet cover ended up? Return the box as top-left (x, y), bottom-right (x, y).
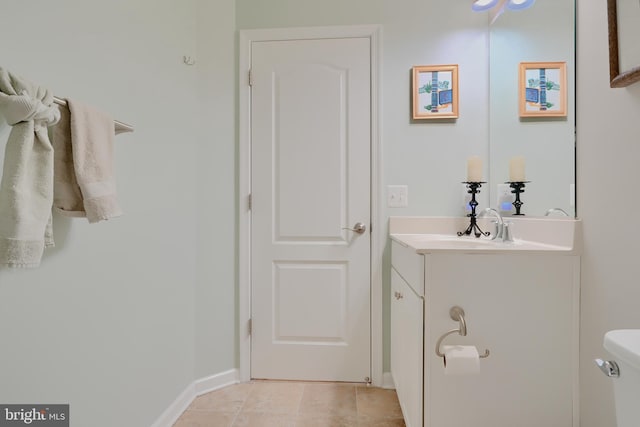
top-left (570, 184), bottom-right (575, 207)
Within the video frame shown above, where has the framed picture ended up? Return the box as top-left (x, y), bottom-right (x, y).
top-left (607, 0), bottom-right (640, 88)
top-left (518, 62), bottom-right (567, 118)
top-left (412, 65), bottom-right (458, 120)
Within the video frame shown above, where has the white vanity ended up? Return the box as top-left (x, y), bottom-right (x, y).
top-left (390, 216), bottom-right (581, 427)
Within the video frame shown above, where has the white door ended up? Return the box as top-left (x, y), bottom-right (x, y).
top-left (250, 37), bottom-right (371, 382)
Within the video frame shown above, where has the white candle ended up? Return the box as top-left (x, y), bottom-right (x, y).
top-left (467, 156), bottom-right (483, 182)
top-left (509, 156), bottom-right (526, 181)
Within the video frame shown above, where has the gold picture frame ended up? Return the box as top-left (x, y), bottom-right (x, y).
top-left (518, 62), bottom-right (567, 118)
top-left (412, 65), bottom-right (459, 120)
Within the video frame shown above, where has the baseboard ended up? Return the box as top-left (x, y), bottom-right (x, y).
top-left (150, 384), bottom-right (195, 427)
top-left (194, 369), bottom-right (240, 396)
top-left (381, 371), bottom-right (395, 389)
top-left (150, 369), bottom-right (240, 427)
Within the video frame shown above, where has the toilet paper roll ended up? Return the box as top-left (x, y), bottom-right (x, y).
top-left (443, 345), bottom-right (480, 375)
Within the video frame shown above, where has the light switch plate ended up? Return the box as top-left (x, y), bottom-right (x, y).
top-left (388, 185), bottom-right (408, 208)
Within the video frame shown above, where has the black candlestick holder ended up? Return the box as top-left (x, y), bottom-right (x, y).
top-left (458, 181), bottom-right (490, 238)
top-left (507, 181), bottom-right (530, 215)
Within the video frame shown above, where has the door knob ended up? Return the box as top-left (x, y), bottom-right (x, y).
top-left (342, 222), bottom-right (367, 234)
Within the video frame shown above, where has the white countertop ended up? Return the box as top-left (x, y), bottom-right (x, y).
top-left (389, 216), bottom-right (582, 255)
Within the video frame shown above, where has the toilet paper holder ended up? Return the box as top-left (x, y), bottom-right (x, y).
top-left (435, 306), bottom-right (490, 359)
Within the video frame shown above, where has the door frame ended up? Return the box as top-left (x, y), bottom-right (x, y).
top-left (238, 25), bottom-right (383, 385)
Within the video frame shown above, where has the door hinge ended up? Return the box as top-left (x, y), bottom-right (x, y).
top-left (248, 69), bottom-right (253, 86)
top-left (248, 194), bottom-right (252, 210)
top-left (248, 318), bottom-right (252, 335)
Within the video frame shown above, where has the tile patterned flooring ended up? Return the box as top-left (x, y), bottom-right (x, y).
top-left (173, 380), bottom-right (406, 427)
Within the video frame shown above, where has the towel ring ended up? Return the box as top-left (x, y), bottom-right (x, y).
top-left (435, 306), bottom-right (490, 359)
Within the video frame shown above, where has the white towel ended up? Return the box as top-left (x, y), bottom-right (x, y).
top-left (52, 99), bottom-right (122, 223)
top-left (0, 67), bottom-right (60, 268)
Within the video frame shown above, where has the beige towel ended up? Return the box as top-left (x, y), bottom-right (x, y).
top-left (52, 99), bottom-right (122, 223)
top-left (0, 67), bottom-right (60, 268)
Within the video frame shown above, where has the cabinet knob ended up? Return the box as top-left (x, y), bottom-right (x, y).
top-left (394, 291), bottom-right (404, 300)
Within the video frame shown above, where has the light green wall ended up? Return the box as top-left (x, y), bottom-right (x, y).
top-left (194, 0), bottom-right (237, 379)
top-left (0, 1), bottom-right (199, 426)
top-left (577, 1), bottom-right (640, 426)
top-left (380, 2), bottom-right (490, 217)
top-left (236, 0), bottom-right (383, 28)
top-left (0, 2), bottom-right (241, 423)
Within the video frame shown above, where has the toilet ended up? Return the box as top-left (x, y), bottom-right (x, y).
top-left (601, 329), bottom-right (640, 427)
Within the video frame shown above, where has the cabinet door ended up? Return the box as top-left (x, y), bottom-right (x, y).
top-left (425, 254), bottom-right (578, 427)
top-left (391, 268), bottom-right (424, 427)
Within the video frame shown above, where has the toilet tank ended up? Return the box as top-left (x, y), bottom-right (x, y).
top-left (603, 330), bottom-right (640, 427)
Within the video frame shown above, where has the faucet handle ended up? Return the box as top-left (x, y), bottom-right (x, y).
top-left (502, 221), bottom-right (514, 242)
top-left (480, 208), bottom-right (504, 241)
top-left (490, 220), bottom-right (503, 240)
top-left (545, 208), bottom-right (569, 217)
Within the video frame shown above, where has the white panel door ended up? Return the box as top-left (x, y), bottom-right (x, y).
top-left (251, 37), bottom-right (371, 382)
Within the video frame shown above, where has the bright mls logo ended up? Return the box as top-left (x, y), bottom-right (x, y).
top-left (0, 405), bottom-right (69, 426)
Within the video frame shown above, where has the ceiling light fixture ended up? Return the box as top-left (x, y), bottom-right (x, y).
top-left (471, 0), bottom-right (501, 11)
top-left (505, 0), bottom-right (536, 10)
top-left (472, 0), bottom-right (535, 13)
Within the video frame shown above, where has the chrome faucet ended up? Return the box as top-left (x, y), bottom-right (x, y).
top-left (479, 208), bottom-right (515, 242)
top-left (479, 208), bottom-right (503, 241)
top-left (545, 208), bottom-right (569, 217)
top-left (501, 221), bottom-right (514, 243)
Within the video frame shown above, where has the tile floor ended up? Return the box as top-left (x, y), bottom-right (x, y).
top-left (173, 380), bottom-right (406, 427)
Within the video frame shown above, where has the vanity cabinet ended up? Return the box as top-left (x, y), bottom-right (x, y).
top-left (390, 238), bottom-right (580, 427)
top-left (391, 266), bottom-right (424, 427)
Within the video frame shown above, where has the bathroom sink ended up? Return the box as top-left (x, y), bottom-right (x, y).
top-left (409, 234), bottom-right (502, 247)
top-left (389, 216), bottom-right (581, 254)
top-left (391, 233), bottom-right (540, 252)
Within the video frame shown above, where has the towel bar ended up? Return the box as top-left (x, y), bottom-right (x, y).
top-left (53, 97), bottom-right (134, 133)
top-left (435, 306), bottom-right (490, 359)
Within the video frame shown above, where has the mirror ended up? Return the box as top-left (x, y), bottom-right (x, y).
top-left (488, 0), bottom-right (576, 217)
